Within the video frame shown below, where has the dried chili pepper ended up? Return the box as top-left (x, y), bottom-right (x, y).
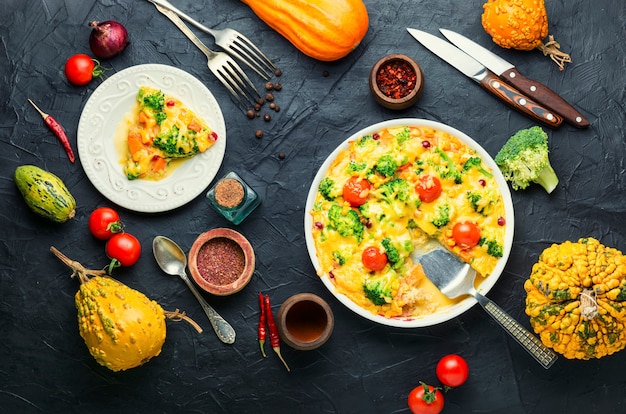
top-left (28, 99), bottom-right (75, 163)
top-left (265, 294), bottom-right (290, 372)
top-left (258, 292), bottom-right (267, 357)
top-left (376, 61), bottom-right (417, 99)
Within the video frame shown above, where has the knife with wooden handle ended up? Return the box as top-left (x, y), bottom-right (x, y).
top-left (407, 28), bottom-right (562, 128)
top-left (440, 28), bottom-right (589, 128)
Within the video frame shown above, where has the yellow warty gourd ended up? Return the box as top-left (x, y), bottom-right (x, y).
top-left (524, 238), bottom-right (626, 360)
top-left (76, 276), bottom-right (167, 372)
top-left (51, 247), bottom-right (201, 372)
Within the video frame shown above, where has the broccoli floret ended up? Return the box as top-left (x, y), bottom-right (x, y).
top-left (332, 251), bottom-right (346, 266)
top-left (356, 134), bottom-right (375, 147)
top-left (462, 156), bottom-right (493, 178)
top-left (327, 203), bottom-right (364, 242)
top-left (363, 272), bottom-right (396, 305)
top-left (376, 178), bottom-right (410, 203)
top-left (479, 238), bottom-right (503, 258)
top-left (435, 148), bottom-right (463, 184)
top-left (395, 127), bottom-right (411, 145)
top-left (318, 177), bottom-right (337, 201)
top-left (375, 154), bottom-right (398, 177)
top-left (431, 204), bottom-right (450, 228)
top-left (348, 161), bottom-right (367, 174)
top-left (153, 125), bottom-right (199, 158)
top-left (139, 89), bottom-right (165, 111)
top-left (494, 126), bottom-right (559, 193)
top-left (381, 238), bottom-right (402, 269)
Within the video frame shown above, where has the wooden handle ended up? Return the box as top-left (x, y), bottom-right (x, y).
top-left (479, 71), bottom-right (563, 129)
top-left (501, 68), bottom-right (589, 128)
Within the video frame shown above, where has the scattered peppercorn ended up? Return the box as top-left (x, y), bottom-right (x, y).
top-left (269, 103), bottom-right (276, 110)
top-left (257, 97), bottom-right (264, 106)
top-left (278, 152), bottom-right (285, 159)
top-left (263, 113), bottom-right (271, 122)
top-left (246, 109), bottom-right (255, 119)
top-left (255, 130), bottom-right (263, 139)
top-left (265, 82), bottom-right (274, 90)
top-left (323, 70), bottom-right (330, 77)
top-left (274, 68), bottom-right (282, 77)
top-left (273, 83), bottom-right (282, 91)
top-left (265, 93), bottom-right (274, 102)
top-left (274, 105), bottom-right (280, 113)
top-left (254, 103), bottom-right (261, 112)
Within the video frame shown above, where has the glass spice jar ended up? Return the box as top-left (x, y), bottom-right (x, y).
top-left (206, 171), bottom-right (261, 225)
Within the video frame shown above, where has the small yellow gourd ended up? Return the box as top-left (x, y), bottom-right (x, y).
top-left (524, 238), bottom-right (626, 360)
top-left (240, 0), bottom-right (369, 61)
top-left (52, 247), bottom-right (201, 371)
top-left (481, 0), bottom-right (572, 70)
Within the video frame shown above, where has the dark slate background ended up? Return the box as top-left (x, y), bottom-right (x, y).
top-left (1, 0), bottom-right (625, 413)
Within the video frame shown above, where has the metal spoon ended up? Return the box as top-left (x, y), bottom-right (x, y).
top-left (152, 236), bottom-right (236, 344)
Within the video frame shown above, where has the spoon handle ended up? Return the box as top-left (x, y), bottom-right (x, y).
top-left (179, 272), bottom-right (236, 344)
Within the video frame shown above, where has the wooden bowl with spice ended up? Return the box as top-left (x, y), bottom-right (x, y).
top-left (369, 54), bottom-right (424, 110)
top-left (188, 228), bottom-right (255, 296)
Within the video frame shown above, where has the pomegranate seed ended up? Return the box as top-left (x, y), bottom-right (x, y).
top-left (422, 140), bottom-right (431, 148)
top-left (498, 217), bottom-right (506, 226)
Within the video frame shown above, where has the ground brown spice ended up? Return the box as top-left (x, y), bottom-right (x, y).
top-left (214, 178), bottom-right (245, 209)
top-left (196, 238), bottom-right (245, 285)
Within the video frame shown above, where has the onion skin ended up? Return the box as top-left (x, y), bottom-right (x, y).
top-left (88, 20), bottom-right (129, 59)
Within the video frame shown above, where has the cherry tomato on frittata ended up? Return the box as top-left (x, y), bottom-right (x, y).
top-left (342, 176), bottom-right (371, 207)
top-left (452, 222), bottom-right (481, 248)
top-left (361, 246), bottom-right (388, 271)
top-left (416, 175), bottom-right (442, 203)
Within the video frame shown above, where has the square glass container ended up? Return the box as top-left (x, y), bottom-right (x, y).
top-left (206, 171), bottom-right (261, 225)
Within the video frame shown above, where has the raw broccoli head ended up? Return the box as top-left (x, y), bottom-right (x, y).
top-left (327, 203), bottom-right (364, 242)
top-left (494, 126), bottom-right (559, 193)
top-left (363, 272), bottom-right (396, 305)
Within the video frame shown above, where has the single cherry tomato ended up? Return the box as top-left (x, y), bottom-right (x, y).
top-left (105, 233), bottom-right (141, 270)
top-left (342, 176), bottom-right (371, 207)
top-left (407, 382), bottom-right (444, 414)
top-left (452, 222), bottom-right (481, 248)
top-left (64, 54), bottom-right (101, 85)
top-left (88, 207), bottom-right (124, 240)
top-left (416, 175), bottom-right (442, 203)
top-left (361, 246), bottom-right (388, 271)
top-left (436, 354), bottom-right (469, 388)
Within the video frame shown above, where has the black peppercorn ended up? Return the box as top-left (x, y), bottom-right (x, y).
top-left (254, 103), bottom-right (261, 112)
top-left (265, 82), bottom-right (274, 90)
top-left (246, 109), bottom-right (255, 119)
top-left (265, 93), bottom-right (274, 102)
top-left (274, 68), bottom-right (282, 77)
top-left (255, 130), bottom-right (263, 139)
top-left (323, 70), bottom-right (330, 77)
top-left (269, 103), bottom-right (276, 110)
top-left (263, 113), bottom-right (271, 122)
top-left (278, 152), bottom-right (286, 159)
top-left (257, 97), bottom-right (264, 106)
top-left (273, 83), bottom-right (282, 91)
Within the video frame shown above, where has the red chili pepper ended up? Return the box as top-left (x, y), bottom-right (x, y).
top-left (265, 294), bottom-right (290, 372)
top-left (28, 99), bottom-right (75, 163)
top-left (258, 292), bottom-right (267, 358)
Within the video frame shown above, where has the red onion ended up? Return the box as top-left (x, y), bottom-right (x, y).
top-left (88, 20), bottom-right (129, 59)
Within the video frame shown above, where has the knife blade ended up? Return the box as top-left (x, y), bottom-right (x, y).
top-left (406, 28), bottom-right (562, 129)
top-left (439, 28), bottom-right (589, 128)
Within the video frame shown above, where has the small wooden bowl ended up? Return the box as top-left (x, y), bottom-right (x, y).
top-left (276, 293), bottom-right (334, 351)
top-left (188, 228), bottom-right (255, 296)
top-left (369, 53), bottom-right (424, 110)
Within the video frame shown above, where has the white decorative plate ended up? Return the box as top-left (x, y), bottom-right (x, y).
top-left (77, 64), bottom-right (226, 213)
top-left (304, 119), bottom-right (515, 327)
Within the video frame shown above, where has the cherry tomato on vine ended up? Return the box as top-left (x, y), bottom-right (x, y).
top-left (64, 54), bottom-right (102, 85)
top-left (416, 175), bottom-right (442, 203)
top-left (88, 207), bottom-right (124, 240)
top-left (407, 382), bottom-right (444, 414)
top-left (361, 246), bottom-right (388, 271)
top-left (436, 354), bottom-right (469, 388)
top-left (105, 233), bottom-right (141, 270)
top-left (342, 176), bottom-right (371, 207)
top-left (452, 222), bottom-right (481, 248)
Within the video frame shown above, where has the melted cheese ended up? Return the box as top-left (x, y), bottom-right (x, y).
top-left (310, 125), bottom-right (507, 319)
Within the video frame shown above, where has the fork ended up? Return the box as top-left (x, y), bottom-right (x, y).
top-left (154, 4), bottom-right (262, 109)
top-left (147, 0), bottom-right (277, 80)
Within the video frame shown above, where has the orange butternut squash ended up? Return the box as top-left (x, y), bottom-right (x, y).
top-left (241, 0), bottom-right (369, 61)
top-left (481, 0), bottom-right (571, 70)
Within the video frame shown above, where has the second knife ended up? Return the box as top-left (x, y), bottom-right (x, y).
top-left (439, 28), bottom-right (589, 128)
top-left (407, 28), bottom-right (562, 129)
